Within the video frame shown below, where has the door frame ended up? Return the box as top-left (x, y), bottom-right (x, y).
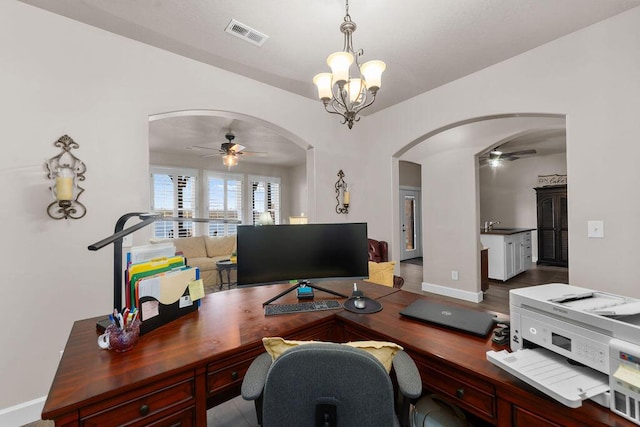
top-left (399, 186), bottom-right (422, 261)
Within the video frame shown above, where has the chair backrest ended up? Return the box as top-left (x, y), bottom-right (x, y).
top-left (261, 342), bottom-right (397, 427)
top-left (368, 238), bottom-right (389, 262)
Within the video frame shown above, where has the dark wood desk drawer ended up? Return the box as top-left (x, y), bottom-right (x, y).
top-left (513, 406), bottom-right (562, 427)
top-left (144, 406), bottom-right (195, 427)
top-left (79, 372), bottom-right (195, 426)
top-left (418, 361), bottom-right (496, 421)
top-left (207, 347), bottom-right (264, 395)
top-left (207, 358), bottom-right (255, 394)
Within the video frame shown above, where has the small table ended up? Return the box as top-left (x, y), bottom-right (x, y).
top-left (216, 260), bottom-right (237, 290)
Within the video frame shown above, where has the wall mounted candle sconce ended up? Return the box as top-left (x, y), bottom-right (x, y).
top-left (45, 135), bottom-right (87, 219)
top-left (335, 170), bottom-right (350, 214)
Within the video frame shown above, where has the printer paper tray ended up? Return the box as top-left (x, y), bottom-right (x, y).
top-left (487, 348), bottom-right (609, 408)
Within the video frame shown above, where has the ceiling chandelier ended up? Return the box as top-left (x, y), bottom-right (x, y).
top-left (313, 0), bottom-right (386, 129)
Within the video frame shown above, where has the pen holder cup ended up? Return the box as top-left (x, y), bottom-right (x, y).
top-left (98, 319), bottom-right (141, 353)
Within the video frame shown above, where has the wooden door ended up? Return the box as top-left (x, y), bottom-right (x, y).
top-left (536, 185), bottom-right (568, 267)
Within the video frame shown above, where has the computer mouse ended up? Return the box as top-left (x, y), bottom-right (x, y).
top-left (354, 298), bottom-right (366, 309)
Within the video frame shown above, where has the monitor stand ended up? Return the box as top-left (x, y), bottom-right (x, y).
top-left (262, 280), bottom-right (349, 306)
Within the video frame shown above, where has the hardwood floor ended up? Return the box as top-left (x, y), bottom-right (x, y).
top-left (399, 262), bottom-right (569, 316)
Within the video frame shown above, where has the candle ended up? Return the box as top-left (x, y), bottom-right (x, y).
top-left (343, 190), bottom-right (350, 205)
top-left (55, 172), bottom-right (74, 201)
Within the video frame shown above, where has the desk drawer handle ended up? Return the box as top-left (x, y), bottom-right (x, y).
top-left (139, 404), bottom-right (150, 416)
top-left (456, 388), bottom-right (465, 399)
top-left (231, 371), bottom-right (238, 380)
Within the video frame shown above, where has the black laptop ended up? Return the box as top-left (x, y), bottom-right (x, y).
top-left (400, 299), bottom-right (497, 337)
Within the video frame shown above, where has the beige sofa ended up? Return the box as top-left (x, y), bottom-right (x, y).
top-left (156, 235), bottom-right (236, 291)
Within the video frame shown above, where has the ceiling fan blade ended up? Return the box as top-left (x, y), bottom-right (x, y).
top-left (238, 151), bottom-right (268, 157)
top-left (505, 156), bottom-right (520, 161)
top-left (504, 149), bottom-right (537, 157)
top-left (230, 144), bottom-right (245, 153)
top-left (191, 145), bottom-right (219, 151)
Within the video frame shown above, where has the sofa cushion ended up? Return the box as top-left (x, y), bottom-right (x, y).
top-left (186, 256), bottom-right (218, 272)
top-left (204, 235), bottom-right (236, 258)
top-left (172, 236), bottom-right (207, 259)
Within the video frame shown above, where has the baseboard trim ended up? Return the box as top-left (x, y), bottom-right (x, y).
top-left (421, 282), bottom-right (483, 303)
top-left (0, 396), bottom-right (47, 426)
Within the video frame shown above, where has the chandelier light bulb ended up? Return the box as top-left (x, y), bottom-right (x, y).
top-left (327, 51), bottom-right (354, 85)
top-left (360, 60), bottom-right (386, 92)
top-left (346, 78), bottom-right (364, 104)
top-left (313, 73), bottom-right (333, 100)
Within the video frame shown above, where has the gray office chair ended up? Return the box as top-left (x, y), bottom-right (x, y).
top-left (241, 342), bottom-right (422, 427)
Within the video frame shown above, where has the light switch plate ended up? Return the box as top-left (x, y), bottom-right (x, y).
top-left (587, 220), bottom-right (604, 238)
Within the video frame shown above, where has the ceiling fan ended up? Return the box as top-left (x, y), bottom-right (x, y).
top-left (192, 132), bottom-right (267, 167)
top-left (480, 148), bottom-right (537, 167)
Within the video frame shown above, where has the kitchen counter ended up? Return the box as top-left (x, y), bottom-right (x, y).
top-left (480, 229), bottom-right (533, 281)
top-left (480, 227), bottom-right (535, 235)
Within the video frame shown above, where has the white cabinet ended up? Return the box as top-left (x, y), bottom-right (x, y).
top-left (481, 231), bottom-right (532, 281)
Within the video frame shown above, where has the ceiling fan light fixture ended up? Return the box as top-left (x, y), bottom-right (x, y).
top-left (223, 153), bottom-right (238, 167)
top-left (313, 0), bottom-right (386, 129)
top-left (489, 158), bottom-right (502, 168)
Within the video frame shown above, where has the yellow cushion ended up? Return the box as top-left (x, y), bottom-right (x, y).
top-left (262, 337), bottom-right (403, 373)
top-left (366, 261), bottom-right (396, 287)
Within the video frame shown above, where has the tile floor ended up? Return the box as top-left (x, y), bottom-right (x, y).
top-left (207, 395), bottom-right (258, 427)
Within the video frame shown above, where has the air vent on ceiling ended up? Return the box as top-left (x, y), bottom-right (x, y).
top-left (225, 19), bottom-right (269, 47)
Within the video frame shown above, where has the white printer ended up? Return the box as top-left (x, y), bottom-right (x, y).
top-left (487, 283), bottom-right (640, 425)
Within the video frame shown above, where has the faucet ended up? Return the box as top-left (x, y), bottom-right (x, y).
top-left (484, 221), bottom-right (500, 231)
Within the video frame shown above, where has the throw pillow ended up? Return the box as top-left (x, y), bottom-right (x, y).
top-left (262, 337), bottom-right (403, 373)
top-left (366, 261), bottom-right (396, 287)
top-left (204, 235), bottom-right (236, 258)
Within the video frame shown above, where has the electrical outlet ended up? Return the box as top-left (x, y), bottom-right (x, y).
top-left (451, 271), bottom-right (459, 280)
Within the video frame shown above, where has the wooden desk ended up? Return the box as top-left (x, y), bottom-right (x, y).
top-left (42, 282), bottom-right (633, 426)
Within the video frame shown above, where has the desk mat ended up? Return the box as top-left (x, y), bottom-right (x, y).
top-left (343, 296), bottom-right (383, 314)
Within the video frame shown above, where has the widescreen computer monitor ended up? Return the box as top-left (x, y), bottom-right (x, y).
top-left (237, 222), bottom-right (369, 286)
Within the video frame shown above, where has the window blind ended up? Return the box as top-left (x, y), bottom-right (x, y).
top-left (250, 175), bottom-right (281, 225)
top-left (207, 173), bottom-right (243, 236)
top-left (150, 168), bottom-right (197, 238)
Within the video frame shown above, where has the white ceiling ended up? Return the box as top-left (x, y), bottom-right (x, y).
top-left (21, 0), bottom-right (639, 164)
top-left (149, 113), bottom-right (307, 167)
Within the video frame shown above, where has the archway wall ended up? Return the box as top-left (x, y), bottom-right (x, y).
top-left (401, 115), bottom-right (566, 301)
top-left (358, 6), bottom-right (640, 299)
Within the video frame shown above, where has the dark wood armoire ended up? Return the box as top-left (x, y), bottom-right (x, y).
top-left (535, 184), bottom-right (568, 267)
